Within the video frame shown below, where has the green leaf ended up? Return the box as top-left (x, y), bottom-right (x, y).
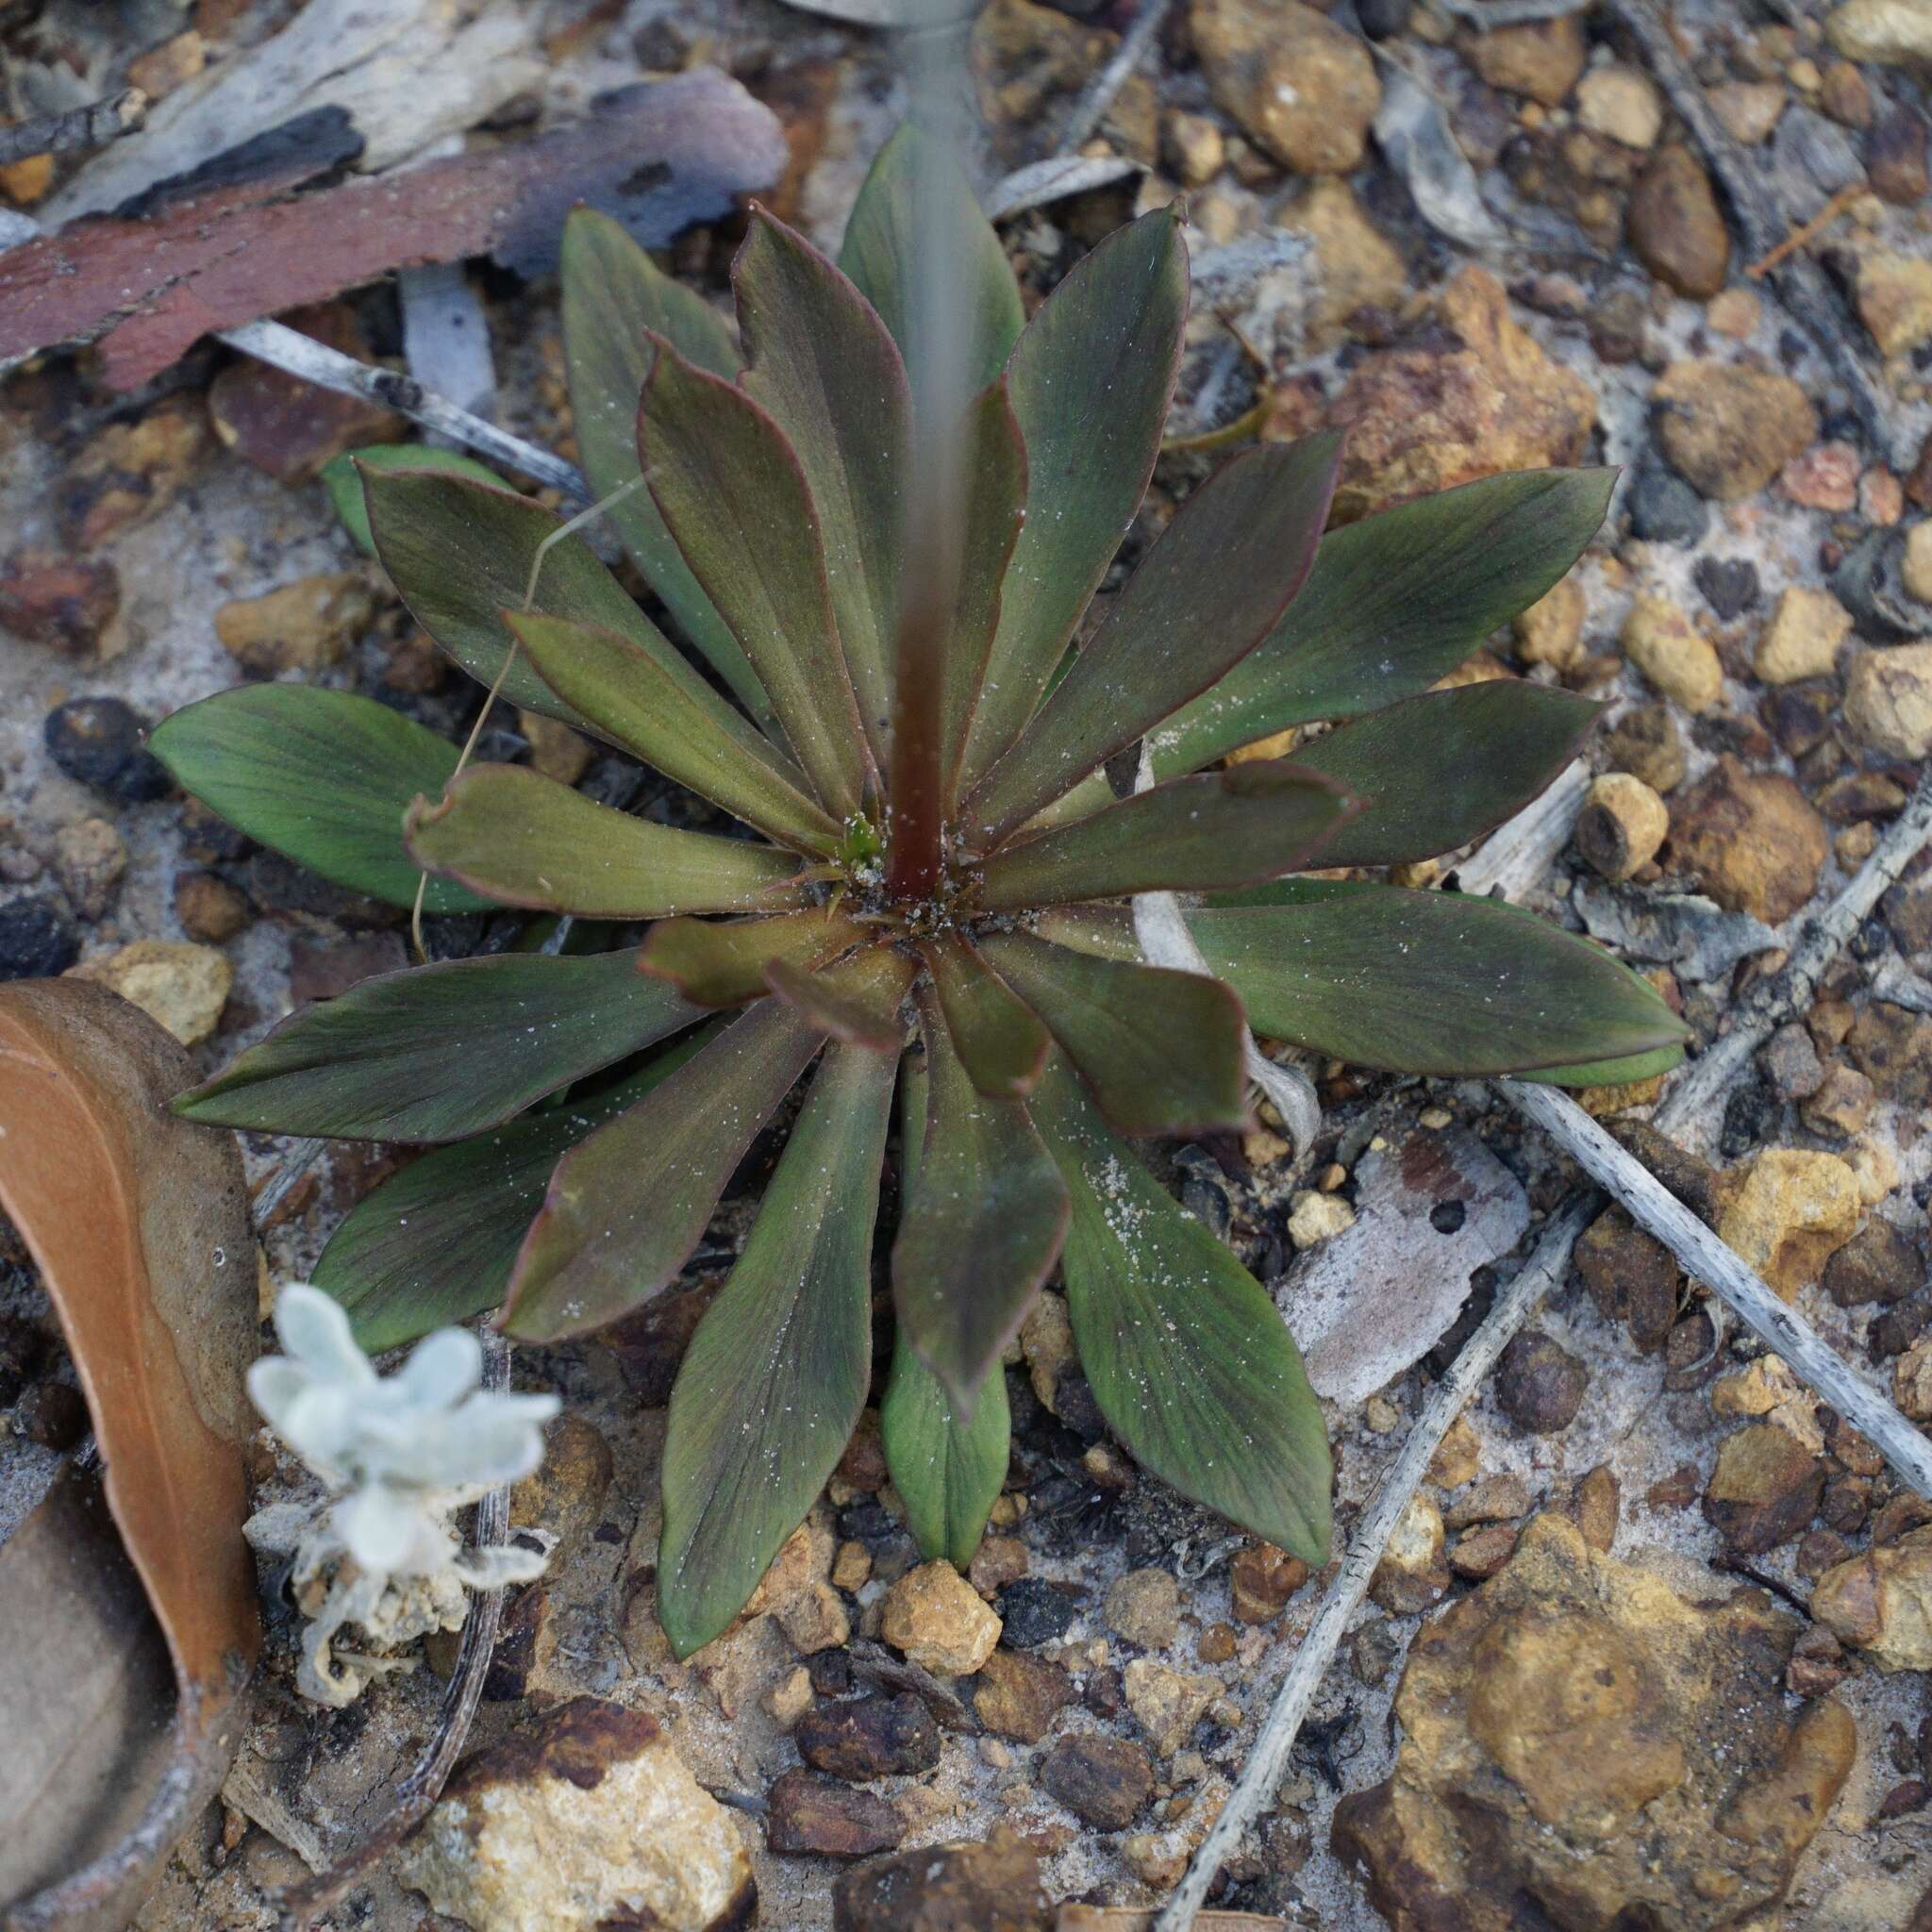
top-left (737, 208), bottom-right (911, 764)
top-left (1519, 1041), bottom-right (1687, 1089)
top-left (312, 1029), bottom-right (717, 1351)
top-left (958, 207), bottom-right (1190, 792)
top-left (323, 444), bottom-right (505, 558)
top-left (558, 208), bottom-right (774, 728)
top-left (1288, 683), bottom-right (1600, 868)
top-left (362, 465), bottom-right (681, 733)
top-left (638, 339), bottom-right (873, 819)
top-left (503, 995), bottom-right (825, 1341)
top-left (975, 761), bottom-right (1353, 910)
top-left (766, 946), bottom-right (915, 1052)
top-left (1153, 469), bottom-right (1615, 775)
top-left (658, 1042), bottom-right (895, 1657)
top-left (508, 609), bottom-right (839, 856)
top-left (893, 999), bottom-right (1067, 1412)
top-left (921, 934), bottom-right (1050, 1100)
top-left (640, 908), bottom-right (869, 1007)
top-left (406, 764), bottom-right (804, 918)
top-left (175, 948), bottom-right (696, 1142)
top-left (839, 125), bottom-right (1024, 398)
top-left (974, 930), bottom-right (1247, 1136)
top-left (965, 437), bottom-right (1340, 841)
top-left (882, 1330), bottom-right (1010, 1572)
top-left (149, 685), bottom-right (490, 913)
top-left (1029, 1056), bottom-right (1331, 1565)
top-left (1185, 878), bottom-right (1690, 1076)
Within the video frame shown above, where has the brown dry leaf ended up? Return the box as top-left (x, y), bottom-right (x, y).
top-left (0, 979), bottom-right (258, 1930)
top-left (0, 70), bottom-right (788, 390)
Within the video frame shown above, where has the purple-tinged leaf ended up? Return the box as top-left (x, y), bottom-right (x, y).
top-left (766, 945), bottom-right (914, 1051)
top-left (974, 929), bottom-right (1247, 1136)
top-left (965, 436), bottom-right (1341, 842)
top-left (957, 207), bottom-right (1190, 792)
top-left (892, 995), bottom-right (1066, 1415)
top-left (149, 684), bottom-right (490, 913)
top-left (637, 338), bottom-right (872, 818)
top-left (640, 908), bottom-right (869, 1008)
top-left (939, 379), bottom-right (1028, 803)
top-left (974, 760), bottom-right (1353, 910)
top-left (175, 948), bottom-right (696, 1143)
top-left (1029, 1055), bottom-right (1331, 1565)
top-left (839, 125), bottom-right (1024, 398)
top-left (363, 465), bottom-right (664, 732)
top-left (1185, 878), bottom-right (1690, 1076)
top-left (313, 1028), bottom-right (718, 1351)
top-left (502, 996), bottom-right (825, 1341)
top-left (921, 934), bottom-right (1050, 1100)
top-left (736, 208), bottom-right (911, 765)
top-left (508, 609), bottom-right (840, 856)
top-left (879, 1049), bottom-right (1012, 1568)
top-left (658, 1042), bottom-right (895, 1657)
top-left (559, 208), bottom-right (775, 728)
top-left (1152, 469), bottom-right (1615, 775)
top-left (1288, 682), bottom-right (1599, 868)
top-left (406, 765), bottom-right (804, 918)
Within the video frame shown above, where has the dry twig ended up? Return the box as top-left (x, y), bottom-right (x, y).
top-left (1504, 1080), bottom-right (1932, 1497)
top-left (1057, 0), bottom-right (1176, 155)
top-left (0, 87), bottom-right (145, 167)
top-left (219, 320), bottom-right (589, 504)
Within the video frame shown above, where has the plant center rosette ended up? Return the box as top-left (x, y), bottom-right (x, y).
top-left (151, 127), bottom-right (1686, 1657)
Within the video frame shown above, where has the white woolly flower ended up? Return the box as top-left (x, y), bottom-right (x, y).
top-left (246, 1284), bottom-right (559, 1706)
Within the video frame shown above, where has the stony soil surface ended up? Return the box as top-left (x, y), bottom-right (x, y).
top-left (4, 0), bottom-right (1932, 1927)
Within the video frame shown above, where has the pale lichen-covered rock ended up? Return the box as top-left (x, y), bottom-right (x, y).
top-left (881, 1560), bottom-right (1002, 1676)
top-left (399, 1697), bottom-right (756, 1932)
top-left (68, 939), bottom-right (232, 1044)
top-left (1620, 593), bottom-right (1723, 712)
top-left (1827, 0), bottom-right (1932, 67)
top-left (1333, 1513), bottom-right (1855, 1931)
top-left (1813, 1524), bottom-right (1932, 1671)
top-left (1846, 642), bottom-right (1932, 758)
top-left (1123, 1657), bottom-right (1222, 1757)
top-left (1754, 585), bottom-right (1853, 685)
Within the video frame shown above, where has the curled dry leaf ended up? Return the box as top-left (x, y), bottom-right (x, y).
top-left (0, 979), bottom-right (258, 1931)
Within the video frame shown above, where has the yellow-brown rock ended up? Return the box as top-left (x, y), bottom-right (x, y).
top-left (1326, 268), bottom-right (1596, 521)
top-left (1812, 1524), bottom-right (1932, 1671)
top-left (1278, 179), bottom-right (1407, 350)
top-left (1652, 360), bottom-right (1819, 502)
top-left (882, 1560), bottom-right (1002, 1676)
top-left (1717, 1148), bottom-right (1862, 1300)
top-left (1191, 0), bottom-right (1379, 175)
top-left (1332, 1513), bottom-right (1855, 1931)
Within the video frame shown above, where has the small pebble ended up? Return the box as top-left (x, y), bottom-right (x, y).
top-left (0, 894), bottom-right (79, 979)
top-left (44, 697), bottom-right (171, 803)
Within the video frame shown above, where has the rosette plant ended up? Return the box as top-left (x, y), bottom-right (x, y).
top-left (154, 127), bottom-right (1685, 1657)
